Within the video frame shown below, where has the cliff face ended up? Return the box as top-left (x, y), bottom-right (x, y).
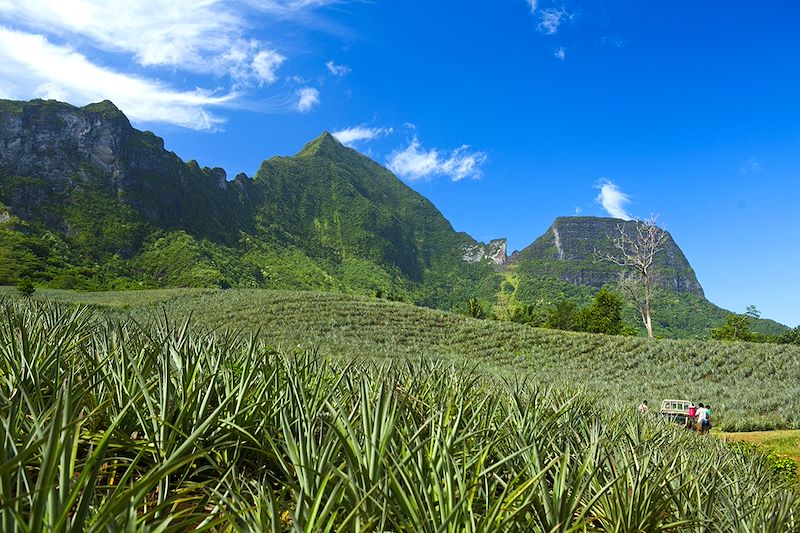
top-left (515, 216), bottom-right (705, 297)
top-left (0, 99), bottom-right (248, 249)
top-left (462, 239), bottom-right (507, 266)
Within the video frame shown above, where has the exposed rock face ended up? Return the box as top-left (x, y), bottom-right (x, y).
top-left (462, 238), bottom-right (507, 266)
top-left (0, 100), bottom-right (128, 179)
top-left (516, 216), bottom-right (705, 297)
top-left (0, 99), bottom-right (243, 245)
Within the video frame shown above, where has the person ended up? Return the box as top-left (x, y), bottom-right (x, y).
top-left (705, 404), bottom-right (713, 431)
top-left (697, 403), bottom-right (710, 435)
top-left (637, 400), bottom-right (649, 415)
top-left (687, 403), bottom-right (697, 431)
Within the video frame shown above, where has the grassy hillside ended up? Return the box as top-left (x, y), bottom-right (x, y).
top-left (17, 287), bottom-right (800, 431)
top-left (1, 299), bottom-right (797, 530)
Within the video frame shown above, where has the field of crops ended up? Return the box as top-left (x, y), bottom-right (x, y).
top-left (1, 299), bottom-right (798, 531)
top-left (23, 287), bottom-right (800, 432)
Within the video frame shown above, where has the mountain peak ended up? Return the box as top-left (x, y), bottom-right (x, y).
top-left (81, 100), bottom-right (130, 124)
top-left (296, 131), bottom-right (348, 158)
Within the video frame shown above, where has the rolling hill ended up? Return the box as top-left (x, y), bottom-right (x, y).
top-left (18, 286), bottom-right (800, 432)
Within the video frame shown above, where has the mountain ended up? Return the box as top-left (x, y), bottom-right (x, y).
top-left (0, 99), bottom-right (499, 308)
top-left (0, 98), bottom-right (788, 336)
top-left (506, 216), bottom-right (785, 338)
top-left (512, 216), bottom-right (703, 295)
top-left (250, 132), bottom-right (473, 282)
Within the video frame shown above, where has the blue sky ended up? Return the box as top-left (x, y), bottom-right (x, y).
top-left (1, 1), bottom-right (798, 327)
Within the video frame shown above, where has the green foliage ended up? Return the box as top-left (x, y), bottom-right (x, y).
top-left (64, 170), bottom-right (145, 259)
top-left (507, 302), bottom-right (545, 326)
top-left (16, 277), bottom-right (34, 297)
top-left (546, 300), bottom-right (578, 331)
top-left (745, 304), bottom-right (761, 319)
top-left (728, 442), bottom-right (798, 483)
top-left (466, 297), bottom-right (486, 319)
top-left (1, 299), bottom-right (798, 530)
top-left (779, 326), bottom-right (800, 345)
top-left (711, 313), bottom-right (754, 341)
top-left (0, 229), bottom-right (49, 284)
top-left (575, 288), bottom-right (626, 335)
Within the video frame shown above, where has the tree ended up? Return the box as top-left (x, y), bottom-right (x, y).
top-left (508, 302), bottom-right (544, 326)
top-left (778, 326), bottom-right (800, 345)
top-left (16, 278), bottom-right (35, 298)
top-left (466, 298), bottom-right (485, 319)
top-left (597, 217), bottom-right (668, 338)
top-left (711, 313), bottom-right (754, 342)
top-left (744, 305), bottom-right (761, 320)
top-left (546, 300), bottom-right (578, 331)
top-left (575, 288), bottom-right (625, 335)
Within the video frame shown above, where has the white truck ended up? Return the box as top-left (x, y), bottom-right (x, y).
top-left (659, 399), bottom-right (693, 425)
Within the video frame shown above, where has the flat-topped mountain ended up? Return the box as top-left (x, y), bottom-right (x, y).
top-left (513, 216), bottom-right (704, 297)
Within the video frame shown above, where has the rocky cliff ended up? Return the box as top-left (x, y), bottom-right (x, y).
top-left (514, 216), bottom-right (705, 297)
top-left (462, 238), bottom-right (507, 266)
top-left (0, 99), bottom-right (246, 250)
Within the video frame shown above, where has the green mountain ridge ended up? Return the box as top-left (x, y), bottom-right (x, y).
top-left (0, 98), bottom-right (788, 335)
top-left (0, 99), bottom-right (498, 309)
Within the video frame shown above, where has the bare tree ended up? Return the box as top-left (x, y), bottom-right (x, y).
top-left (596, 217), bottom-right (668, 338)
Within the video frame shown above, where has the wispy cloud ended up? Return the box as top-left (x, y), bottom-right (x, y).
top-left (538, 8), bottom-right (574, 35)
top-left (0, 1), bottom-right (292, 85)
top-left (332, 125), bottom-right (392, 146)
top-left (740, 157), bottom-right (763, 174)
top-left (326, 60), bottom-right (351, 77)
top-left (525, 0), bottom-right (538, 13)
top-left (0, 27), bottom-right (235, 130)
top-left (296, 87), bottom-right (320, 112)
top-left (0, 0), bottom-right (339, 128)
top-left (387, 136), bottom-right (487, 181)
top-left (600, 36), bottom-right (626, 49)
top-left (554, 46), bottom-right (566, 60)
top-left (595, 179), bottom-right (632, 220)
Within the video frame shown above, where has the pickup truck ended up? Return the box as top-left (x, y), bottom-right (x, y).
top-left (659, 399), bottom-right (693, 425)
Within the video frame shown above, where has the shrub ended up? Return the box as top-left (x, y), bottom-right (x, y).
top-left (16, 277), bottom-right (35, 297)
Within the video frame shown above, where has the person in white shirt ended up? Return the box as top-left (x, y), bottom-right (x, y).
top-left (637, 400), bottom-right (649, 415)
top-left (696, 403), bottom-right (710, 434)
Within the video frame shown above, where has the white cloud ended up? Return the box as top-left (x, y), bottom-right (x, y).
top-left (387, 136), bottom-right (487, 181)
top-left (252, 49), bottom-right (286, 85)
top-left (0, 1), bottom-right (289, 84)
top-left (575, 206), bottom-right (583, 215)
top-left (740, 157), bottom-right (763, 174)
top-left (0, 27), bottom-right (234, 130)
top-left (538, 8), bottom-right (574, 35)
top-left (526, 0), bottom-right (538, 13)
top-left (326, 60), bottom-right (351, 77)
top-left (332, 125), bottom-right (392, 146)
top-left (595, 180), bottom-right (632, 220)
top-left (554, 47), bottom-right (566, 60)
top-left (297, 87), bottom-right (320, 112)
